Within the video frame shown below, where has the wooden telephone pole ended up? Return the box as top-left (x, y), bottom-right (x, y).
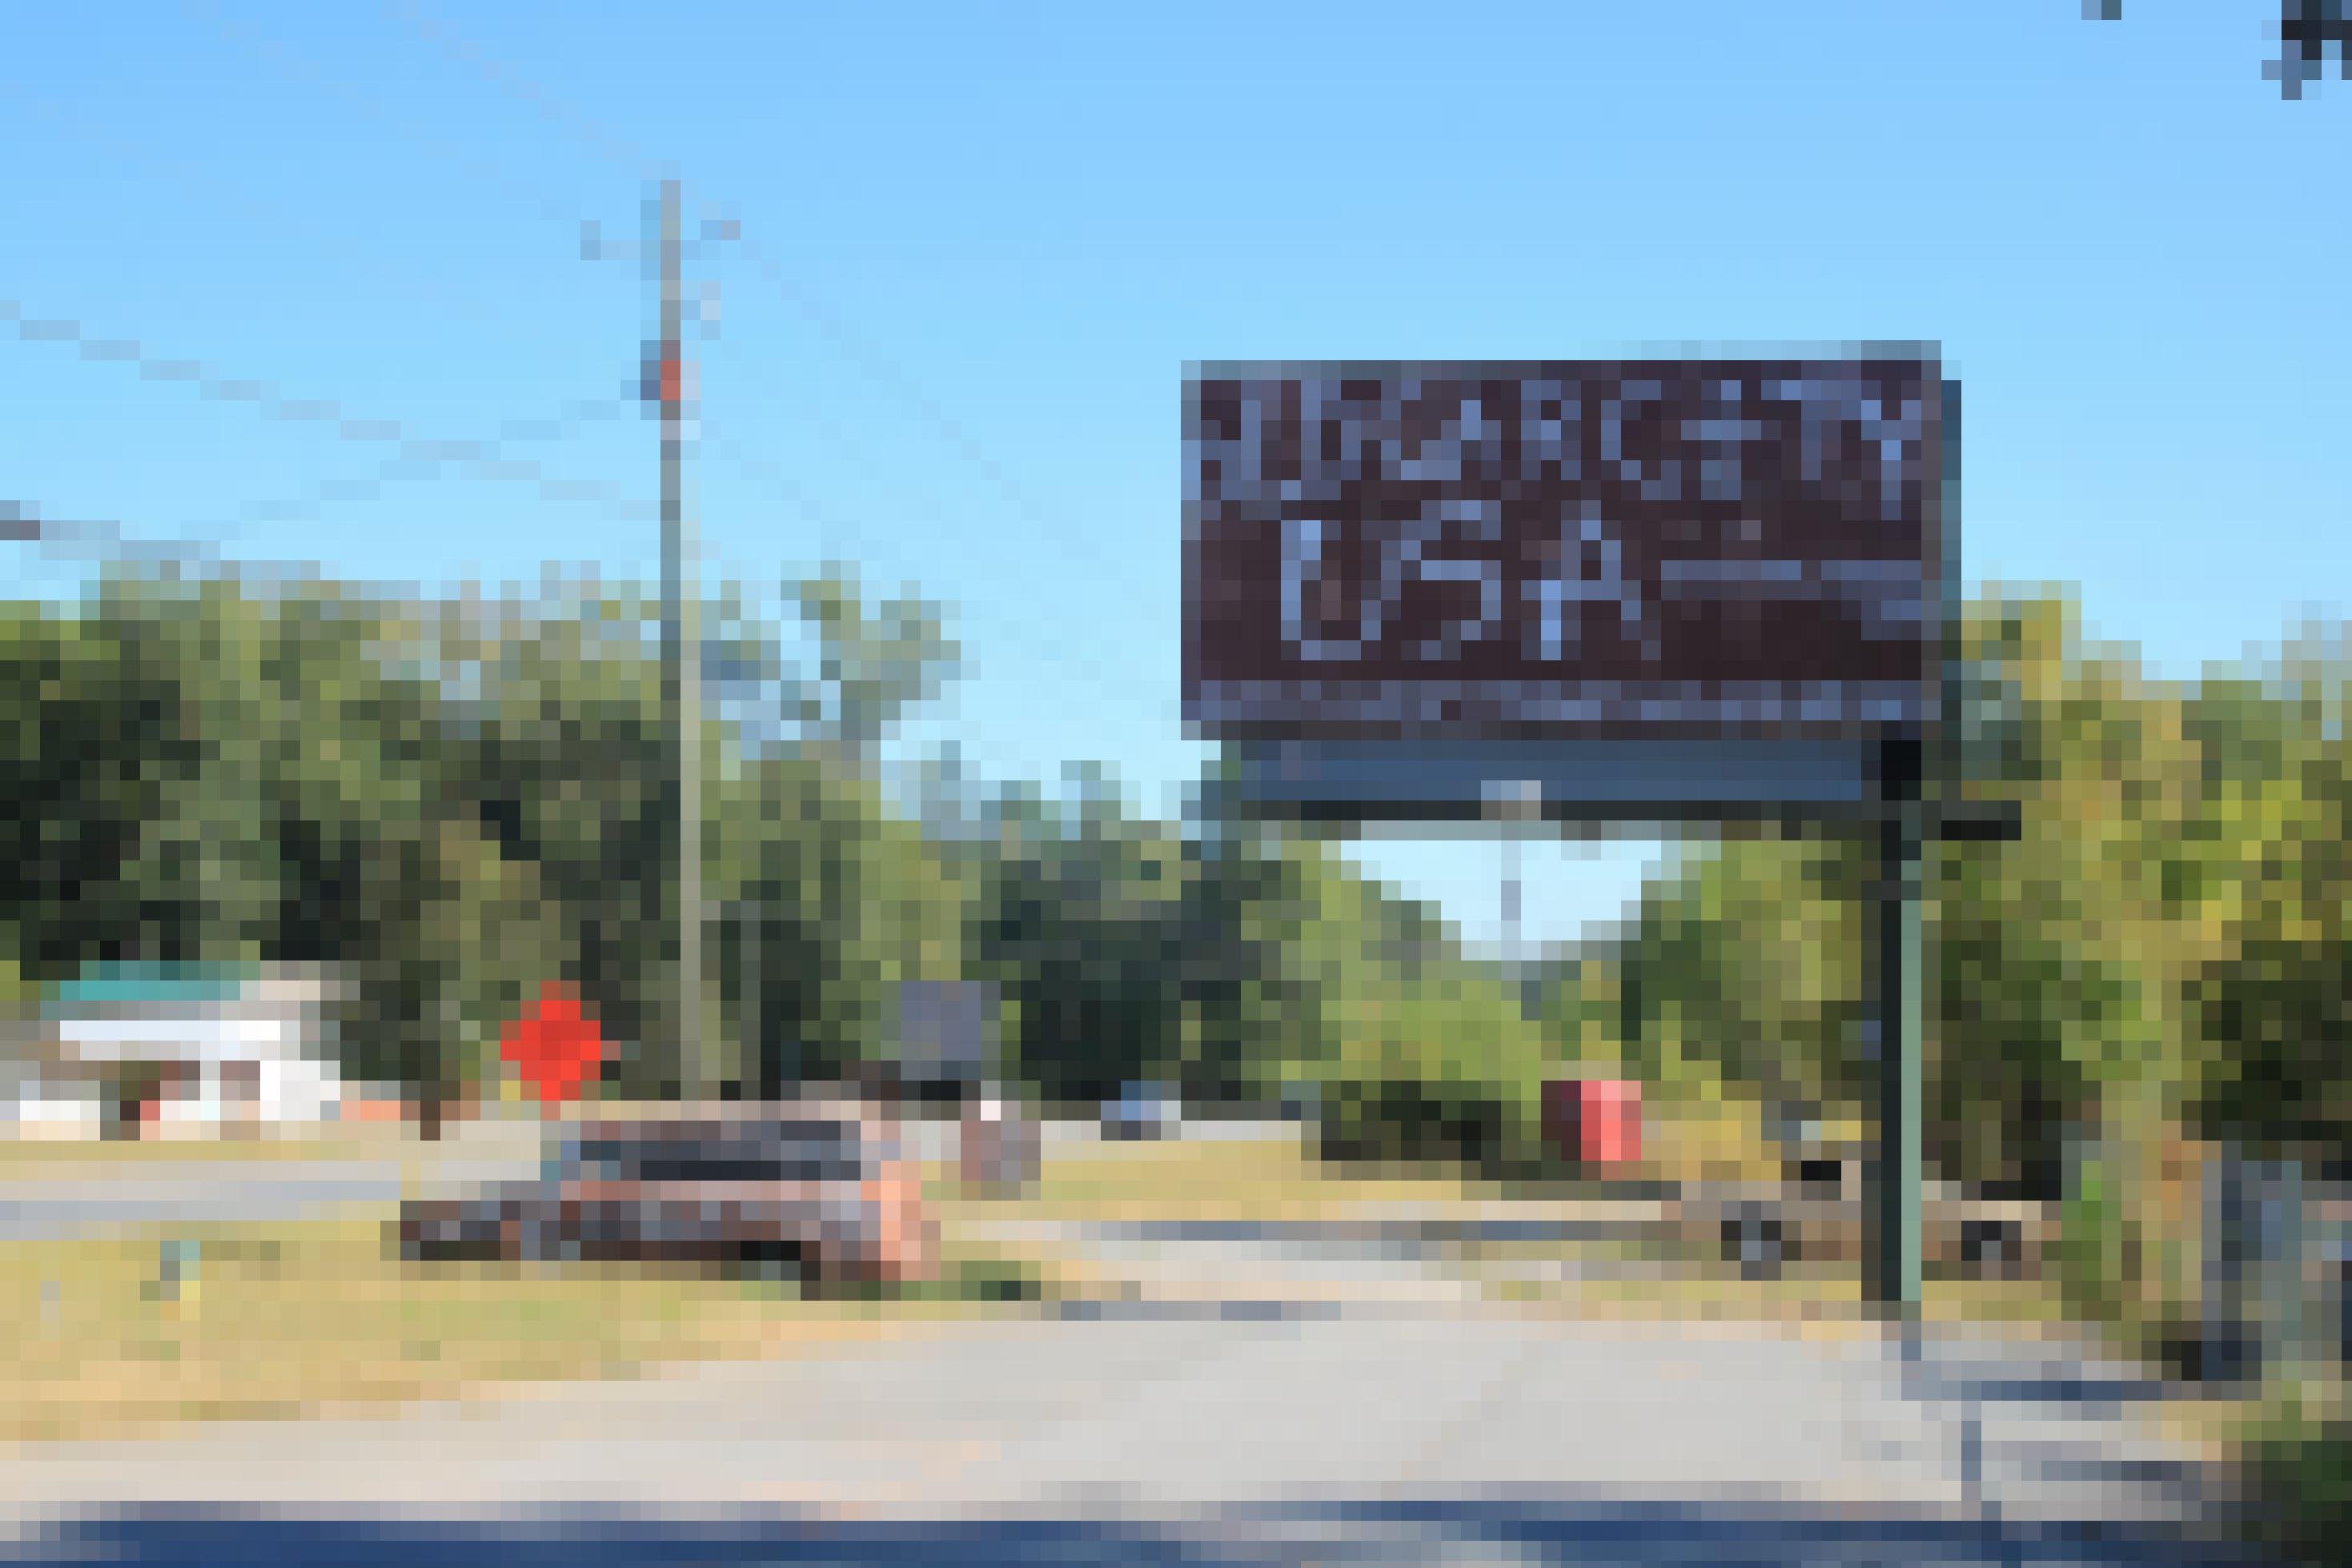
top-left (651, 178), bottom-right (708, 1098)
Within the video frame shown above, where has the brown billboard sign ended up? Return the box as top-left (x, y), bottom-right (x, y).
top-left (1184, 357), bottom-right (1949, 742)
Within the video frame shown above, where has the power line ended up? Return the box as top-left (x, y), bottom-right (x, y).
top-left (7, 395), bottom-right (645, 583)
top-left (215, 2), bottom-right (1181, 776)
top-left (170, 1), bottom-right (1163, 629)
top-left (224, 395), bottom-right (640, 529)
top-left (179, 0), bottom-right (611, 235)
top-left (368, 0), bottom-right (1162, 605)
top-left (699, 417), bottom-right (1193, 739)
top-left (378, 0), bottom-right (658, 178)
top-left (2, 299), bottom-right (651, 522)
top-left (0, 74), bottom-right (520, 331)
top-left (370, 0), bottom-right (1102, 548)
top-left (728, 239), bottom-right (1091, 553)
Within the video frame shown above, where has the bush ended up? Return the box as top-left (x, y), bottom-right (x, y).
top-left (0, 957), bottom-right (32, 1011)
top-left (2243, 1406), bottom-right (2352, 1566)
top-left (1313, 1075), bottom-right (1539, 1175)
top-left (798, 1256), bottom-right (1042, 1305)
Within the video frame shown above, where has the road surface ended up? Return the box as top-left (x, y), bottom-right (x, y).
top-left (0, 1307), bottom-right (2258, 1565)
top-left (0, 1121), bottom-right (2270, 1562)
top-left (0, 1115), bottom-right (572, 1240)
top-left (0, 1116), bottom-right (1259, 1240)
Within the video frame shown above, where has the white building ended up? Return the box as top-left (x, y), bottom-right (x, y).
top-left (10, 964), bottom-right (348, 1140)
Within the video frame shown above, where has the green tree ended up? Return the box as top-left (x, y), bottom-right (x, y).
top-left (2181, 630), bottom-right (2352, 1164)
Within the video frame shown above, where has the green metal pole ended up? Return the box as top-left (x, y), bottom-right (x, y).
top-left (1869, 799), bottom-right (1925, 1316)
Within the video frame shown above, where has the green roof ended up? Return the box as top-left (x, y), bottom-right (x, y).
top-left (54, 963), bottom-right (262, 1008)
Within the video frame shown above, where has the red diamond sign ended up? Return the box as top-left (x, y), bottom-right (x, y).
top-left (500, 984), bottom-right (606, 1109)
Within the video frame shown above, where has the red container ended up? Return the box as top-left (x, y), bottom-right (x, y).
top-left (1542, 1077), bottom-right (1642, 1169)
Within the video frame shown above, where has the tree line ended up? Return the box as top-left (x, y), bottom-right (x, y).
top-left (6, 564), bottom-right (2345, 1218)
top-left (0, 563), bottom-right (1538, 1130)
top-left (1528, 592), bottom-right (2352, 1334)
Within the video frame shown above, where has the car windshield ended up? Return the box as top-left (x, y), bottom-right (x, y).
top-left (573, 1123), bottom-right (869, 1182)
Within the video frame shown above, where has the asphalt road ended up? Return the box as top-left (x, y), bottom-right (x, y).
top-left (0, 1117), bottom-right (1258, 1241)
top-left (0, 1124), bottom-right (2273, 1563)
top-left (0, 1503), bottom-right (2265, 1567)
top-left (0, 1159), bottom-right (540, 1242)
top-left (0, 1310), bottom-right (2258, 1566)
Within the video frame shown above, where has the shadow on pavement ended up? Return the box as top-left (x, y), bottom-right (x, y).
top-left (4, 1498), bottom-right (2274, 1567)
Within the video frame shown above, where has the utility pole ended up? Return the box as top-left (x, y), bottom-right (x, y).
top-left (1490, 784), bottom-right (1539, 1014)
top-left (651, 178), bottom-right (707, 1100)
top-left (1501, 830), bottom-right (1522, 978)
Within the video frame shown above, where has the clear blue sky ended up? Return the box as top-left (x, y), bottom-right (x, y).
top-left (4, 2), bottom-right (2346, 953)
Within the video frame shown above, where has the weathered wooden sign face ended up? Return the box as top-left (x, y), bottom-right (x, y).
top-left (1184, 358), bottom-right (1948, 742)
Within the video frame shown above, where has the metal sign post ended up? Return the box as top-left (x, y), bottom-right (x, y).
top-left (1868, 736), bottom-right (1927, 1314)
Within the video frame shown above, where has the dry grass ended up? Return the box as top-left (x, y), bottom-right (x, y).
top-left (941, 1106), bottom-right (1789, 1229)
top-left (0, 1109), bottom-right (2098, 1443)
top-left (953, 1135), bottom-right (1479, 1226)
top-left (0, 1214), bottom-right (1017, 1445)
top-left (0, 1128), bottom-right (414, 1175)
top-left (1624, 1096), bottom-right (1801, 1186)
top-left (1501, 1265), bottom-right (2075, 1332)
top-left (953, 1133), bottom-right (2085, 1344)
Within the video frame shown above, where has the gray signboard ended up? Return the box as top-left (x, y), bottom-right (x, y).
top-left (894, 980), bottom-right (998, 1089)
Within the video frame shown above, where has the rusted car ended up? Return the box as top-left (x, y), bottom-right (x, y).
top-left (395, 1101), bottom-right (936, 1284)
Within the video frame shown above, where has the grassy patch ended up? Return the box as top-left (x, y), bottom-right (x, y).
top-left (1533, 1264), bottom-right (1866, 1325)
top-left (796, 1254), bottom-right (1047, 1308)
top-left (2234, 1382), bottom-right (2352, 1566)
top-left (0, 1129), bottom-right (415, 1175)
top-left (1920, 1274), bottom-right (2077, 1329)
top-left (989, 1136), bottom-right (1488, 1225)
top-left (1480, 1255), bottom-right (2078, 1337)
top-left (0, 1212), bottom-right (1013, 1444)
top-left (939, 1133), bottom-right (2088, 1335)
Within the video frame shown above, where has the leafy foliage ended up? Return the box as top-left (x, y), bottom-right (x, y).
top-left (8, 563), bottom-right (2348, 1278)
